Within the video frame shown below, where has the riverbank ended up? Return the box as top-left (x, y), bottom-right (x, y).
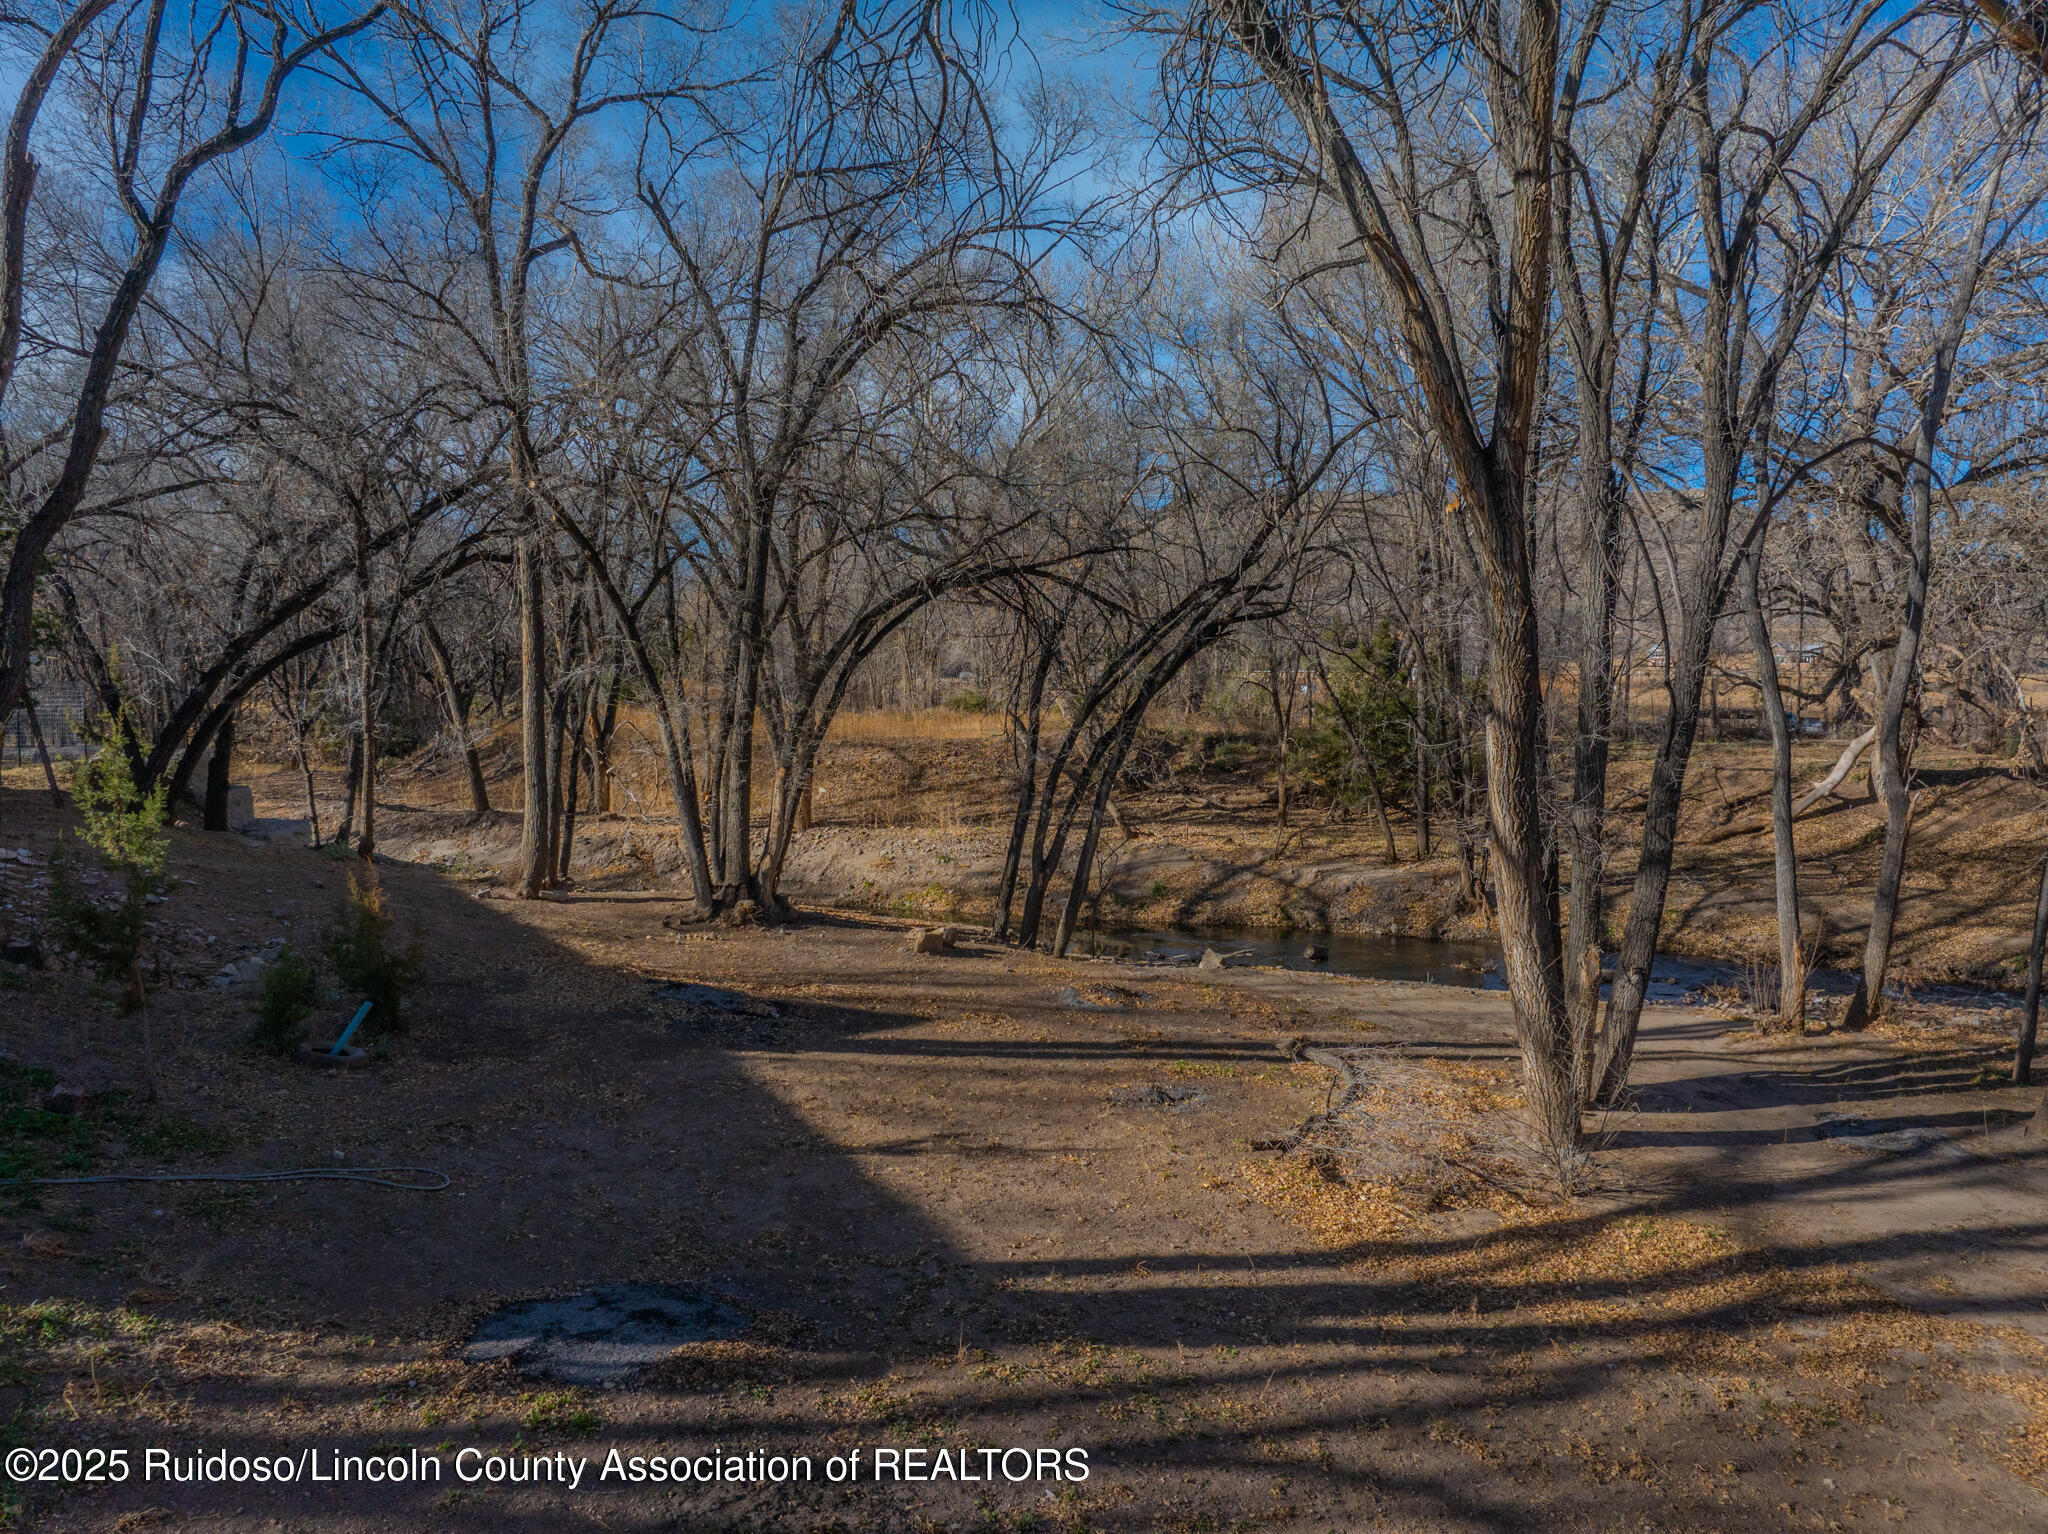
top-left (158, 713), bottom-right (2048, 994)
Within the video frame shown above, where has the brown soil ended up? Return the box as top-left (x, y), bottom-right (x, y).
top-left (0, 786), bottom-right (2045, 1531)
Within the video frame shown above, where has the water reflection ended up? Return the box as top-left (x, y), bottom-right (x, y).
top-left (1071, 927), bottom-right (2019, 1011)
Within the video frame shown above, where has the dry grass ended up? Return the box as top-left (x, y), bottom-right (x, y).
top-left (826, 707), bottom-right (1006, 743)
top-left (1247, 1051), bottom-right (1540, 1240)
top-left (1242, 1121), bottom-right (2048, 1492)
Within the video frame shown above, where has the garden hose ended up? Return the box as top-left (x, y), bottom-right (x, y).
top-left (0, 1166), bottom-right (450, 1191)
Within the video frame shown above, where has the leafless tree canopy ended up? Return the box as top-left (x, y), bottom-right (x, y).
top-left (6, 0), bottom-right (2048, 1166)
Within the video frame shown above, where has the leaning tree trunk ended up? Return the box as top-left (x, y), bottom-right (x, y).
top-left (1741, 544), bottom-right (1805, 1026)
top-left (1591, 437), bottom-right (1735, 1105)
top-left (1843, 660), bottom-right (1921, 1031)
top-left (1793, 724), bottom-right (1878, 816)
top-left (1364, 768), bottom-right (1397, 865)
top-left (1052, 756), bottom-right (1122, 959)
top-left (423, 617), bottom-right (489, 813)
top-left (547, 505), bottom-right (714, 912)
top-left (1841, 153), bottom-right (2000, 1028)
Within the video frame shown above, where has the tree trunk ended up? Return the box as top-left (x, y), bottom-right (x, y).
top-left (592, 682), bottom-right (617, 814)
top-left (1479, 570), bottom-right (1579, 1162)
top-left (715, 493), bottom-right (774, 909)
top-left (1741, 545), bottom-right (1805, 1027)
top-left (353, 508), bottom-right (376, 863)
top-left (1266, 650), bottom-right (1294, 829)
top-left (559, 704), bottom-right (587, 884)
top-left (1052, 761), bottom-right (1120, 958)
top-left (2013, 856), bottom-right (2048, 1086)
top-left (549, 508), bottom-right (714, 912)
top-left (1565, 456), bottom-right (1624, 1082)
top-left (995, 724), bottom-right (1043, 941)
top-left (997, 615), bottom-right (1062, 942)
top-left (515, 535), bottom-right (549, 898)
top-left (423, 617), bottom-right (489, 812)
top-left (1364, 769), bottom-right (1397, 865)
top-left (1412, 666), bottom-right (1432, 859)
top-left (1209, 0), bottom-right (1580, 1170)
top-left (545, 680), bottom-right (572, 887)
top-left (335, 731), bottom-right (361, 848)
top-left (203, 710), bottom-right (235, 832)
top-left (297, 732), bottom-right (322, 850)
top-left (1842, 711), bottom-right (1916, 1031)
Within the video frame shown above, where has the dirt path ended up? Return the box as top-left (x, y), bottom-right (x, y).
top-left (0, 791), bottom-right (2044, 1531)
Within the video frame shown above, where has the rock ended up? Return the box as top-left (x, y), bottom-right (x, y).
top-left (211, 938), bottom-right (288, 989)
top-left (178, 783), bottom-right (256, 831)
top-left (1109, 1083), bottom-right (1203, 1108)
top-left (463, 1284), bottom-right (745, 1386)
top-left (41, 1084), bottom-right (87, 1116)
top-left (2, 939), bottom-right (44, 970)
top-left (1198, 948), bottom-right (1225, 970)
top-left (908, 926), bottom-right (953, 955)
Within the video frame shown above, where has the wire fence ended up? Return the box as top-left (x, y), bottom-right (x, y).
top-left (5, 681), bottom-right (98, 768)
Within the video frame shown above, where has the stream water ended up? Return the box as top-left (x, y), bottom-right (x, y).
top-left (1072, 926), bottom-right (2023, 1012)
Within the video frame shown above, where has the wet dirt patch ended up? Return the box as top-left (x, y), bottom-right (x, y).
top-left (463, 1284), bottom-right (747, 1386)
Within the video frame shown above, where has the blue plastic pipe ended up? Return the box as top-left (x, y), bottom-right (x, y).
top-left (331, 1001), bottom-right (373, 1056)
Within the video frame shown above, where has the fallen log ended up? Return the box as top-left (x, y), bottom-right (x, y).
top-left (1792, 725), bottom-right (1877, 817)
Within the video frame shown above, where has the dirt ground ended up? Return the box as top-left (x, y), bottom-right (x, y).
top-left (0, 785), bottom-right (2046, 1531)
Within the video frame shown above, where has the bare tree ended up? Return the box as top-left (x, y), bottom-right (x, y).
top-left (1590, 0), bottom-right (1974, 1099)
top-left (1145, 0), bottom-right (1585, 1166)
top-left (0, 0), bottom-right (380, 736)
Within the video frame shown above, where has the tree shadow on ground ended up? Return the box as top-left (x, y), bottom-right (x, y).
top-left (5, 786), bottom-right (2045, 1532)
